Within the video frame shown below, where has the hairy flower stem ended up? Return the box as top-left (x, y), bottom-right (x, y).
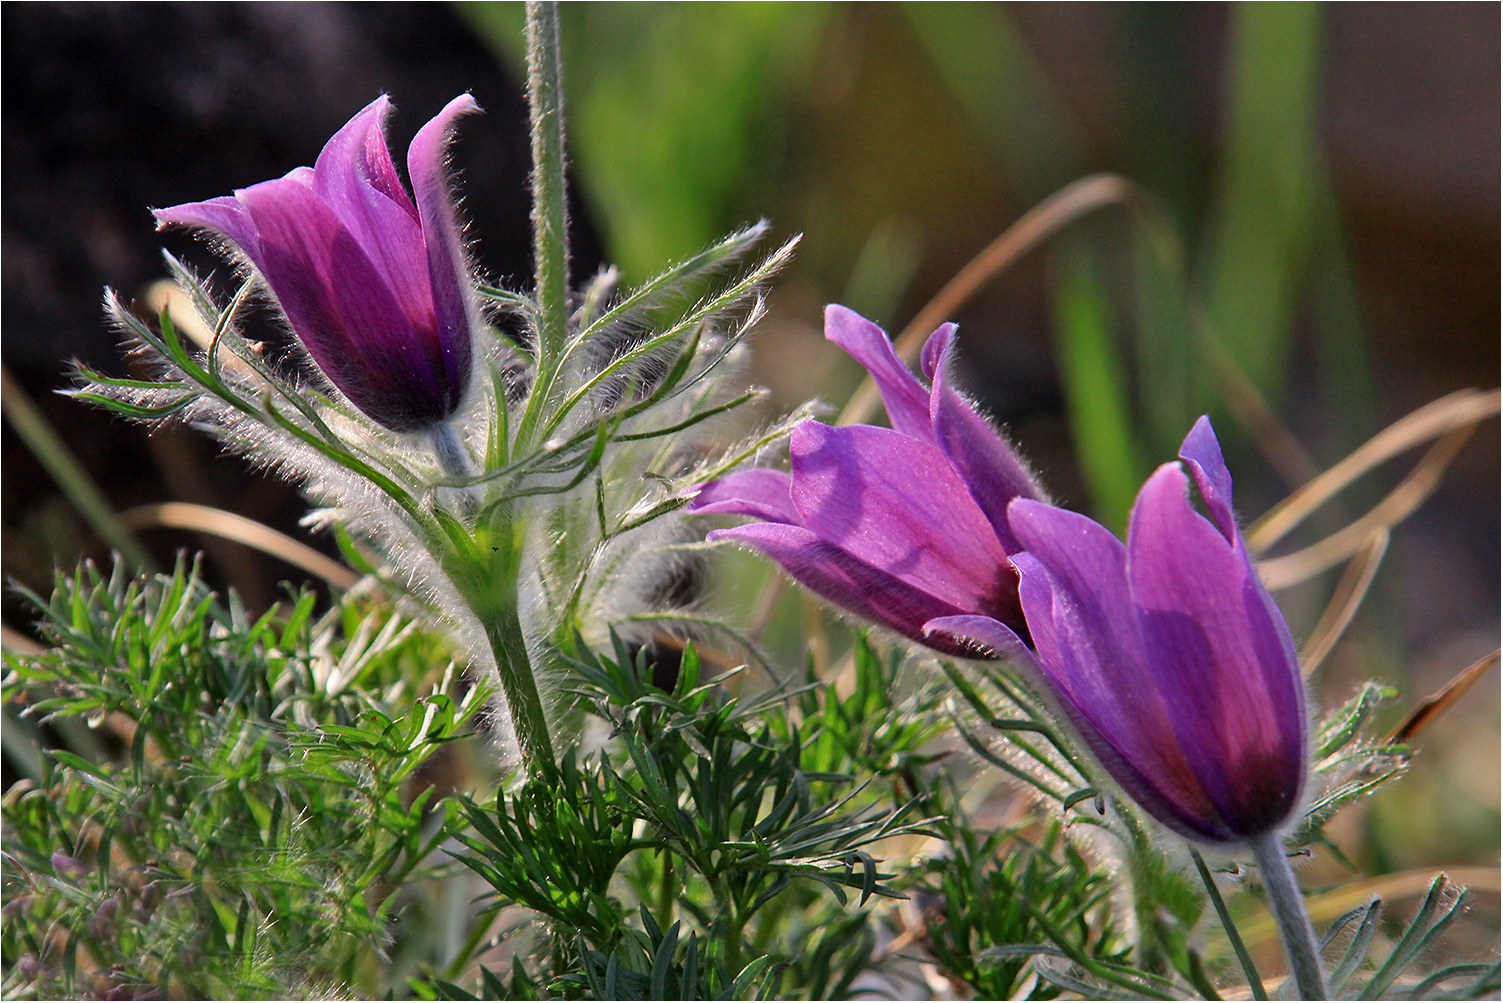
top-left (1250, 834), bottom-right (1326, 1000)
top-left (518, 0), bottom-right (571, 450)
top-left (481, 600), bottom-right (555, 769)
top-left (431, 423), bottom-right (471, 480)
top-left (445, 521), bottom-right (555, 770)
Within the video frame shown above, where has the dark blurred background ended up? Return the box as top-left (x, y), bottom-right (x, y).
top-left (3, 1), bottom-right (1497, 893)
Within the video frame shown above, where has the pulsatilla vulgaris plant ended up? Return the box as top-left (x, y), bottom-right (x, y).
top-left (74, 22), bottom-right (799, 770)
top-left (15, 3), bottom-right (1498, 1000)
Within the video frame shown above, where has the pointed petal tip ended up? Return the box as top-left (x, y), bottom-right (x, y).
top-left (787, 416), bottom-right (831, 451)
top-left (919, 323), bottom-right (956, 381)
top-left (1178, 415), bottom-right (1224, 475)
top-left (822, 305), bottom-right (933, 440)
top-left (687, 468), bottom-right (797, 522)
top-left (1176, 415), bottom-right (1237, 540)
top-left (446, 92), bottom-right (482, 116)
top-left (823, 302), bottom-right (860, 326)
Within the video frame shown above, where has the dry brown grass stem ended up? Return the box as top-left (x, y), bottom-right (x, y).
top-left (1297, 527), bottom-right (1388, 678)
top-left (837, 173), bottom-right (1135, 428)
top-left (1257, 425), bottom-right (1479, 590)
top-left (1248, 388), bottom-right (1501, 553)
top-left (1193, 331), bottom-right (1321, 489)
top-left (1388, 649), bottom-right (1501, 745)
top-left (118, 502), bottom-right (360, 590)
top-left (1, 625), bottom-right (46, 655)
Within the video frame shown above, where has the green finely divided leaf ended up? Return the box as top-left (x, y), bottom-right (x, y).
top-left (3, 560), bottom-right (477, 999)
top-left (432, 631), bottom-right (944, 996)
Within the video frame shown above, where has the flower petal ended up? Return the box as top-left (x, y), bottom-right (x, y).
top-left (919, 323), bottom-right (949, 382)
top-left (790, 421), bottom-right (1017, 623)
top-left (1009, 499), bottom-right (1230, 842)
top-left (923, 614), bottom-right (1039, 668)
top-left (926, 324), bottom-right (1045, 550)
top-left (1127, 462), bottom-right (1305, 837)
top-left (687, 469), bottom-right (798, 524)
top-left (238, 178), bottom-right (449, 431)
top-left (709, 523), bottom-right (977, 654)
top-left (1178, 415), bottom-right (1236, 542)
top-left (408, 93), bottom-right (481, 416)
top-left (313, 96), bottom-right (412, 215)
top-left (153, 195), bottom-right (260, 260)
top-left (823, 304), bottom-right (932, 441)
top-left (310, 96), bottom-right (431, 326)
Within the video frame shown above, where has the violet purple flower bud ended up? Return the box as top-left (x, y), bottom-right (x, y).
top-left (154, 95), bottom-right (479, 433)
top-left (689, 305), bottom-right (1046, 655)
top-left (928, 417), bottom-right (1308, 844)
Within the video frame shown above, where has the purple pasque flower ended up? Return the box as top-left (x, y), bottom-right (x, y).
top-left (689, 304), bottom-right (1046, 656)
top-left (929, 418), bottom-right (1307, 844)
top-left (154, 95), bottom-right (479, 433)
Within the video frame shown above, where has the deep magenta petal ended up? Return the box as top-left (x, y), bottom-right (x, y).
top-left (789, 421), bottom-right (1018, 624)
top-left (311, 95), bottom-right (418, 224)
top-left (409, 93), bottom-right (481, 417)
top-left (310, 96), bottom-right (430, 324)
top-left (687, 469), bottom-right (798, 524)
top-left (708, 524), bottom-right (978, 655)
top-left (1128, 461), bottom-right (1305, 837)
top-left (928, 327), bottom-right (1045, 550)
top-left (154, 196), bottom-right (260, 260)
top-left (238, 179), bottom-right (452, 431)
top-left (823, 304), bottom-right (932, 441)
top-left (153, 95), bottom-right (479, 432)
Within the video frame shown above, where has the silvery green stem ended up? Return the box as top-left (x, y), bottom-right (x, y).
top-left (445, 524), bottom-right (555, 770)
top-left (431, 422), bottom-right (471, 480)
top-left (1251, 833), bottom-right (1327, 1000)
top-left (481, 595), bottom-right (554, 769)
top-left (519, 0), bottom-right (570, 450)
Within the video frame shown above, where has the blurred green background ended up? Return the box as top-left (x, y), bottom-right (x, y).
top-left (4, 0), bottom-right (1497, 935)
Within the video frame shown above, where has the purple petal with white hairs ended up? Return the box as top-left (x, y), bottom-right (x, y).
top-left (922, 614), bottom-right (1038, 667)
top-left (152, 94), bottom-right (479, 433)
top-left (998, 417), bottom-right (1307, 845)
top-left (689, 307), bottom-right (1044, 654)
top-left (789, 421), bottom-right (1016, 621)
top-left (409, 93), bottom-right (481, 415)
top-left (708, 523), bottom-right (979, 656)
top-left (1008, 500), bottom-right (1231, 842)
top-left (1128, 461), bottom-right (1305, 838)
top-left (824, 304), bottom-right (932, 440)
top-left (925, 325), bottom-right (1044, 549)
top-left (310, 97), bottom-right (431, 322)
top-left (153, 195), bottom-right (261, 260)
top-left (687, 469), bottom-right (798, 524)
top-left (238, 179), bottom-right (443, 430)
